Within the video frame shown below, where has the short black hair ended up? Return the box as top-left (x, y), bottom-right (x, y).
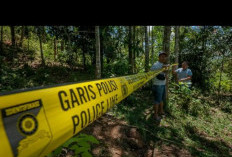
top-left (159, 51), bottom-right (167, 57)
top-left (182, 61), bottom-right (189, 66)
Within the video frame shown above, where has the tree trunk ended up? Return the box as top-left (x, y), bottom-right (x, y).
top-left (39, 35), bottom-right (45, 66)
top-left (174, 26), bottom-right (180, 83)
top-left (1, 26), bottom-right (3, 52)
top-left (38, 27), bottom-right (45, 66)
top-left (57, 40), bottom-right (59, 56)
top-left (148, 26), bottom-right (151, 57)
top-left (163, 26), bottom-right (171, 57)
top-left (82, 39), bottom-right (86, 70)
top-left (133, 26), bottom-right (136, 73)
top-left (136, 27), bottom-right (139, 58)
top-left (198, 26), bottom-right (207, 90)
top-left (28, 29), bottom-right (30, 51)
top-left (218, 53), bottom-right (225, 105)
top-left (128, 26), bottom-right (133, 74)
top-left (19, 26), bottom-right (25, 47)
top-left (54, 38), bottom-right (57, 60)
top-left (100, 26), bottom-right (104, 74)
top-left (64, 27), bottom-right (73, 65)
top-left (95, 26), bottom-right (101, 79)
top-left (163, 26), bottom-right (171, 102)
top-left (61, 40), bottom-right (64, 51)
top-left (101, 47), bottom-right (103, 74)
top-left (174, 26), bottom-right (180, 64)
top-left (10, 26), bottom-right (16, 47)
top-left (151, 26), bottom-right (154, 65)
top-left (138, 26), bottom-right (144, 58)
top-left (145, 26), bottom-right (149, 72)
top-left (141, 27), bottom-right (144, 56)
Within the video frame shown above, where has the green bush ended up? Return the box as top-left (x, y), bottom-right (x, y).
top-left (47, 133), bottom-right (99, 157)
top-left (57, 52), bottom-right (68, 66)
top-left (221, 102), bottom-right (232, 113)
top-left (189, 99), bottom-right (204, 116)
top-left (113, 59), bottom-right (129, 76)
top-left (169, 83), bottom-right (210, 117)
top-left (103, 57), bottom-right (129, 77)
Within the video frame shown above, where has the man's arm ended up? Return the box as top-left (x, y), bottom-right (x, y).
top-left (150, 63), bottom-right (158, 71)
top-left (179, 76), bottom-right (192, 82)
top-left (179, 69), bottom-right (192, 82)
top-left (151, 63), bottom-right (164, 71)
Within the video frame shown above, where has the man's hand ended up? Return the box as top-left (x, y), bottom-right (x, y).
top-left (179, 76), bottom-right (191, 82)
top-left (162, 64), bottom-right (170, 68)
top-left (162, 64), bottom-right (170, 72)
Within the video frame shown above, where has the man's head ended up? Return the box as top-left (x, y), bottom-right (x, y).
top-left (182, 61), bottom-right (189, 70)
top-left (158, 51), bottom-right (167, 63)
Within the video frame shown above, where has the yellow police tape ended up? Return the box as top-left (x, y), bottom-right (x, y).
top-left (0, 64), bottom-right (177, 157)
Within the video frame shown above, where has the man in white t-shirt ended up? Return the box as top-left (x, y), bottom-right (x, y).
top-left (150, 51), bottom-right (169, 121)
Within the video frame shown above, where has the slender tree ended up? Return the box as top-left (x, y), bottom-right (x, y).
top-left (19, 26), bottom-right (25, 47)
top-left (145, 26), bottom-right (149, 72)
top-left (95, 26), bottom-right (101, 79)
top-left (27, 27), bottom-right (30, 51)
top-left (163, 26), bottom-right (171, 56)
top-left (82, 37), bottom-right (86, 70)
top-left (132, 26), bottom-right (136, 73)
top-left (139, 26), bottom-right (144, 58)
top-left (79, 27), bottom-right (87, 70)
top-left (163, 26), bottom-right (171, 101)
top-left (10, 26), bottom-right (16, 47)
top-left (149, 26), bottom-right (151, 57)
top-left (128, 26), bottom-right (133, 74)
top-left (174, 26), bottom-right (180, 82)
top-left (61, 40), bottom-right (64, 51)
top-left (54, 38), bottom-right (57, 60)
top-left (37, 26), bottom-right (45, 66)
top-left (151, 26), bottom-right (154, 65)
top-left (200, 26), bottom-right (209, 90)
top-left (1, 26), bottom-right (3, 52)
top-left (218, 52), bottom-right (225, 105)
top-left (100, 26), bottom-right (104, 74)
top-left (174, 26), bottom-right (180, 64)
top-left (64, 26), bottom-right (74, 66)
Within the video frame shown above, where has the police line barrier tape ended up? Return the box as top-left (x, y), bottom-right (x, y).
top-left (0, 64), bottom-right (177, 157)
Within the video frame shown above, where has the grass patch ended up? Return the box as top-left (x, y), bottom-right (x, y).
top-left (112, 84), bottom-right (232, 157)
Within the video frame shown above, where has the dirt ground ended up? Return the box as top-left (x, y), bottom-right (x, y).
top-left (81, 114), bottom-right (193, 157)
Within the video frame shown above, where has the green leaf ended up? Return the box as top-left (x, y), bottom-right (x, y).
top-left (78, 134), bottom-right (99, 144)
top-left (76, 139), bottom-right (91, 149)
top-left (81, 151), bottom-right (92, 157)
top-left (72, 146), bottom-right (89, 155)
top-left (52, 146), bottom-right (63, 156)
top-left (63, 137), bottom-right (78, 147)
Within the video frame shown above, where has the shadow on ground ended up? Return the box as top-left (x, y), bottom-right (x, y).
top-left (103, 88), bottom-right (232, 157)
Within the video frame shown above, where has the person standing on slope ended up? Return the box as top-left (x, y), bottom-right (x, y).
top-left (150, 51), bottom-right (169, 121)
